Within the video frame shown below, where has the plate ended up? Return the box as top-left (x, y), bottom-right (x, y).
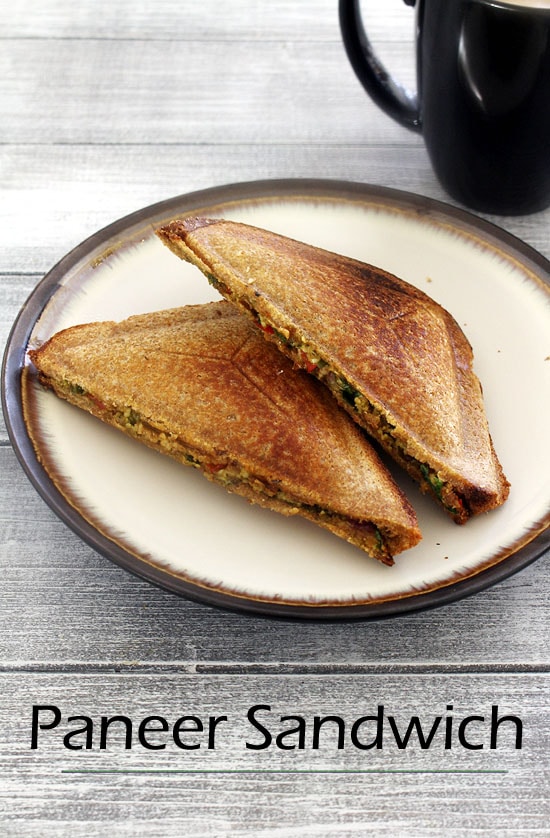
top-left (2, 179), bottom-right (550, 618)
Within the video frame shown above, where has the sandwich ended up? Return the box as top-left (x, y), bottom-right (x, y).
top-left (28, 301), bottom-right (421, 565)
top-left (156, 217), bottom-right (510, 523)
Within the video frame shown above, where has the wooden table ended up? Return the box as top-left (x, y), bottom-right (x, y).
top-left (1, 2), bottom-right (548, 834)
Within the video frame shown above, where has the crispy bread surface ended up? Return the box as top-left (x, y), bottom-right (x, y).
top-left (29, 301), bottom-right (421, 563)
top-left (157, 217), bottom-right (510, 523)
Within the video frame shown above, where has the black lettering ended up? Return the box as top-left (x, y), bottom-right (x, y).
top-left (388, 714), bottom-right (442, 749)
top-left (444, 705), bottom-right (454, 749)
top-left (490, 706), bottom-right (523, 750)
top-left (246, 704), bottom-right (272, 750)
top-left (458, 716), bottom-right (484, 750)
top-left (351, 706), bottom-right (385, 750)
top-left (64, 716), bottom-right (94, 750)
top-left (207, 716), bottom-right (228, 749)
top-left (99, 715), bottom-right (133, 750)
top-left (312, 715), bottom-right (346, 750)
top-left (172, 716), bottom-right (203, 750)
top-left (276, 716), bottom-right (306, 751)
top-left (138, 716), bottom-right (169, 750)
top-left (31, 705), bottom-right (61, 749)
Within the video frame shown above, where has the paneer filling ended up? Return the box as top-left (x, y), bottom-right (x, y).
top-left (202, 271), bottom-right (469, 522)
top-left (56, 377), bottom-right (393, 562)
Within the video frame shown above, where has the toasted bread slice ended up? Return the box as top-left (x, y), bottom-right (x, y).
top-left (29, 301), bottom-right (421, 564)
top-left (157, 217), bottom-right (510, 523)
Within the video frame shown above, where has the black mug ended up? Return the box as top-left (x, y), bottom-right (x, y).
top-left (339, 0), bottom-right (550, 215)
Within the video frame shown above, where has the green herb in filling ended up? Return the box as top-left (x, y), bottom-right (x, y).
top-left (273, 328), bottom-right (289, 345)
top-left (420, 463), bottom-right (461, 515)
top-left (67, 382), bottom-right (86, 395)
top-left (205, 272), bottom-right (221, 289)
top-left (338, 379), bottom-right (359, 407)
top-left (420, 463), bottom-right (444, 499)
top-left (117, 407), bottom-right (139, 426)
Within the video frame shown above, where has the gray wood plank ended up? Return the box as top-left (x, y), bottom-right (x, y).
top-left (1, 274), bottom-right (43, 441)
top-left (0, 273), bottom-right (40, 345)
top-left (1, 447), bottom-right (548, 668)
top-left (0, 38), bottom-right (415, 144)
top-left (2, 0), bottom-right (414, 43)
top-left (0, 672), bottom-right (547, 836)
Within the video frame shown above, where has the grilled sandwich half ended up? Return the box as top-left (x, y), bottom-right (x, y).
top-left (29, 301), bottom-right (421, 564)
top-left (157, 217), bottom-right (510, 523)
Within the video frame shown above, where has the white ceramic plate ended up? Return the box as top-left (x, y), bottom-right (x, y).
top-left (3, 180), bottom-right (550, 618)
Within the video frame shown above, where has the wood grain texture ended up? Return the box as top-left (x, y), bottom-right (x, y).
top-left (2, 0), bottom-right (415, 43)
top-left (1, 672), bottom-right (548, 837)
top-left (1, 39), bottom-right (417, 145)
top-left (1, 0), bottom-right (549, 832)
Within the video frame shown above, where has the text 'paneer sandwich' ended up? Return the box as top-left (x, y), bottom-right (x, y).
top-left (29, 301), bottom-right (421, 565)
top-left (157, 217), bottom-right (510, 523)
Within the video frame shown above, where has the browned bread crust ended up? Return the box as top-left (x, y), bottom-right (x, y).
top-left (29, 301), bottom-right (421, 564)
top-left (156, 217), bottom-right (510, 523)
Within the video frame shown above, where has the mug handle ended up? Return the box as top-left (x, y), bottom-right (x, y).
top-left (338, 0), bottom-right (422, 132)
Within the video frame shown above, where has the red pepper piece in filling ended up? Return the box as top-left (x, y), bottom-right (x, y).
top-left (204, 463), bottom-right (226, 474)
top-left (299, 351), bottom-right (318, 374)
top-left (90, 395), bottom-right (107, 412)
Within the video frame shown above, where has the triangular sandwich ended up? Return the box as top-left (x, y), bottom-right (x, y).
top-left (157, 217), bottom-right (510, 523)
top-left (29, 301), bottom-right (421, 564)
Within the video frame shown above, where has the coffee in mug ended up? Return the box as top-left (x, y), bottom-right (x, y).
top-left (339, 0), bottom-right (550, 215)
